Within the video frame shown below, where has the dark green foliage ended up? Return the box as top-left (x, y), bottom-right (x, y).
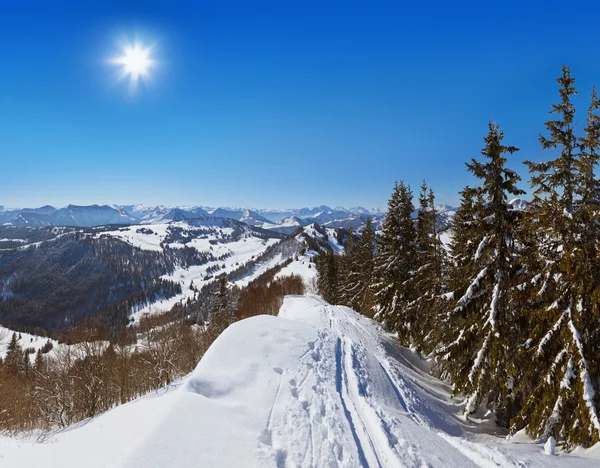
top-left (440, 123), bottom-right (524, 422)
top-left (372, 181), bottom-right (417, 336)
top-left (5, 333), bottom-right (23, 372)
top-left (317, 252), bottom-right (339, 304)
top-left (409, 182), bottom-right (446, 353)
top-left (514, 67), bottom-right (600, 448)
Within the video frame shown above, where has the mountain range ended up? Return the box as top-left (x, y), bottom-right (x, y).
top-left (0, 204), bottom-right (389, 233)
top-left (0, 199), bottom-right (528, 234)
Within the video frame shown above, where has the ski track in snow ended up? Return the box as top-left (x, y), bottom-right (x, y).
top-left (262, 297), bottom-right (597, 467)
top-left (2, 295), bottom-right (599, 467)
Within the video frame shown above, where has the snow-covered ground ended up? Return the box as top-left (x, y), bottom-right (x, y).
top-left (276, 252), bottom-right (318, 293)
top-left (0, 326), bottom-right (60, 363)
top-left (98, 222), bottom-right (284, 322)
top-left (2, 295), bottom-right (599, 467)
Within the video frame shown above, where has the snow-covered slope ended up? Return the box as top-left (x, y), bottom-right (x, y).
top-left (0, 327), bottom-right (59, 363)
top-left (3, 296), bottom-right (598, 467)
top-left (95, 219), bottom-right (285, 321)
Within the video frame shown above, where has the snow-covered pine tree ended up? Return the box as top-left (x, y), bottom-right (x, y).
top-left (514, 68), bottom-right (600, 448)
top-left (433, 188), bottom-right (481, 374)
top-left (410, 182), bottom-right (446, 354)
top-left (338, 223), bottom-right (376, 315)
top-left (439, 122), bottom-right (524, 423)
top-left (354, 218), bottom-right (376, 315)
top-left (317, 251), bottom-right (339, 304)
top-left (338, 229), bottom-right (361, 310)
top-left (372, 181), bottom-right (416, 338)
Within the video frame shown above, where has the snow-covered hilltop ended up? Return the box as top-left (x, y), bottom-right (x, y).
top-left (2, 294), bottom-right (598, 467)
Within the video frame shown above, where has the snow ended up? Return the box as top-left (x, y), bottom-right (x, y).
top-left (440, 230), bottom-right (453, 251)
top-left (0, 326), bottom-right (60, 363)
top-left (454, 267), bottom-right (488, 314)
top-left (488, 273), bottom-right (502, 332)
top-left (537, 301), bottom-right (570, 355)
top-left (275, 252), bottom-right (318, 293)
top-left (474, 236), bottom-right (489, 261)
top-left (545, 436), bottom-right (557, 455)
top-left (99, 221), bottom-right (282, 322)
top-left (568, 318), bottom-right (600, 434)
top-left (99, 224), bottom-right (171, 252)
top-left (2, 295), bottom-right (599, 467)
top-left (468, 331), bottom-right (490, 386)
top-left (129, 233), bottom-right (281, 322)
top-left (325, 228), bottom-right (344, 253)
top-left (299, 224), bottom-right (324, 242)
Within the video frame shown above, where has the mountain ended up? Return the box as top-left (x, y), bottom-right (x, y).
top-left (239, 209), bottom-right (272, 227)
top-left (0, 203), bottom-right (461, 233)
top-left (294, 205), bottom-right (338, 218)
top-left (117, 204), bottom-right (170, 224)
top-left (0, 218), bottom-right (287, 330)
top-left (253, 209), bottom-right (296, 223)
top-left (56, 204), bottom-right (136, 226)
top-left (21, 205), bottom-right (57, 216)
top-left (209, 208), bottom-right (245, 219)
top-left (157, 207), bottom-right (210, 223)
top-left (509, 197), bottom-right (529, 211)
top-left (0, 205), bottom-right (135, 227)
top-left (348, 205), bottom-right (370, 214)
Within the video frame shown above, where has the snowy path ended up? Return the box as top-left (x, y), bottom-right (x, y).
top-left (1, 295), bottom-right (598, 467)
top-left (256, 297), bottom-right (598, 467)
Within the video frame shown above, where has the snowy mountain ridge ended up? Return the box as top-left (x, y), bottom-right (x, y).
top-left (0, 203), bottom-right (420, 228)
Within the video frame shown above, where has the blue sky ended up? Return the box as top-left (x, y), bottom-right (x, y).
top-left (1, 1), bottom-right (600, 209)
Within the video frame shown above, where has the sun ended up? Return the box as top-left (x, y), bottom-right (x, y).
top-left (111, 40), bottom-right (155, 93)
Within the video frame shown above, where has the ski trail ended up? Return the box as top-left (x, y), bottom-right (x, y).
top-left (335, 337), bottom-right (372, 468)
top-left (329, 306), bottom-right (430, 468)
top-left (328, 304), bottom-right (528, 467)
top-left (256, 295), bottom-right (587, 467)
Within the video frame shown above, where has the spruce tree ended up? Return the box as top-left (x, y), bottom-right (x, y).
top-left (34, 349), bottom-right (44, 371)
top-left (337, 222), bottom-right (376, 315)
top-left (5, 332), bottom-right (23, 372)
top-left (372, 181), bottom-right (416, 338)
top-left (515, 68), bottom-right (600, 448)
top-left (338, 229), bottom-right (360, 309)
top-left (355, 219), bottom-right (376, 315)
top-left (317, 251), bottom-right (339, 304)
top-left (440, 123), bottom-right (524, 423)
top-left (411, 182), bottom-right (446, 353)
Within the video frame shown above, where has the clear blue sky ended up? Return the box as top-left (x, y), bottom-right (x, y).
top-left (1, 1), bottom-right (600, 209)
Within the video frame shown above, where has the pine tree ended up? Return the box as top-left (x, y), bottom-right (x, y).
top-left (5, 332), bottom-right (23, 372)
top-left (355, 219), bottom-right (376, 315)
top-left (372, 181), bottom-right (416, 338)
top-left (410, 182), bottom-right (446, 353)
top-left (440, 123), bottom-right (524, 423)
top-left (317, 251), bottom-right (339, 304)
top-left (515, 68), bottom-right (600, 448)
top-left (338, 229), bottom-right (360, 309)
top-left (338, 222), bottom-right (376, 315)
top-left (34, 349), bottom-right (44, 371)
